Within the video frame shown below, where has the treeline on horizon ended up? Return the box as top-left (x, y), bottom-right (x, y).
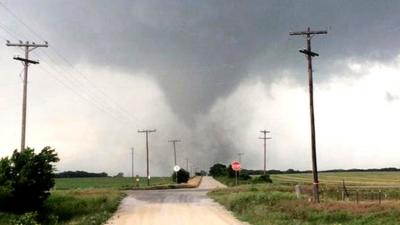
top-left (55, 170), bottom-right (108, 178)
top-left (242, 167), bottom-right (400, 175)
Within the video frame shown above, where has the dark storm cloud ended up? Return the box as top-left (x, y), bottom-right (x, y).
top-left (9, 0), bottom-right (400, 121)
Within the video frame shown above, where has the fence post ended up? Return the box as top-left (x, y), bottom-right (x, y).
top-left (336, 189), bottom-right (340, 201)
top-left (356, 190), bottom-right (359, 205)
top-left (378, 190), bottom-right (382, 205)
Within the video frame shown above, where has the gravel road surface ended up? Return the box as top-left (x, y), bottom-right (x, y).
top-left (105, 176), bottom-right (246, 225)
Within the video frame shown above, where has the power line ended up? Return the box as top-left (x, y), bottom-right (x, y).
top-left (290, 27), bottom-right (328, 203)
top-left (0, 15), bottom-right (136, 126)
top-left (0, 2), bottom-right (139, 126)
top-left (34, 53), bottom-right (135, 124)
top-left (0, 2), bottom-right (45, 41)
top-left (35, 64), bottom-right (132, 124)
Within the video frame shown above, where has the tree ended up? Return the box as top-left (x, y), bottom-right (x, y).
top-left (172, 169), bottom-right (190, 183)
top-left (55, 171), bottom-right (108, 178)
top-left (0, 147), bottom-right (59, 212)
top-left (227, 165), bottom-right (236, 178)
top-left (209, 163), bottom-right (228, 177)
top-left (114, 172), bottom-right (124, 178)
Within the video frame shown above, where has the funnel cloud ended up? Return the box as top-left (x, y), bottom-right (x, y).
top-left (0, 1), bottom-right (400, 175)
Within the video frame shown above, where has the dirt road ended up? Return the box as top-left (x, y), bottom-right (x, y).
top-left (105, 176), bottom-right (246, 225)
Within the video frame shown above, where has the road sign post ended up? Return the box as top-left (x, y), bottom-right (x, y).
top-left (231, 161), bottom-right (241, 186)
top-left (174, 165), bottom-right (180, 183)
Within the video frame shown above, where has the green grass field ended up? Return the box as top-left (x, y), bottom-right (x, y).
top-left (55, 176), bottom-right (173, 190)
top-left (209, 172), bottom-right (400, 225)
top-left (271, 171), bottom-right (400, 187)
top-left (209, 184), bottom-right (400, 225)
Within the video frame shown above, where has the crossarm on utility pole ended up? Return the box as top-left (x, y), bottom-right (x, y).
top-left (289, 30), bottom-right (327, 36)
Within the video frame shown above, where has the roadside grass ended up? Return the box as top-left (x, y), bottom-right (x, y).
top-left (42, 189), bottom-right (123, 225)
top-left (0, 189), bottom-right (123, 225)
top-left (0, 176), bottom-right (173, 224)
top-left (209, 184), bottom-right (400, 225)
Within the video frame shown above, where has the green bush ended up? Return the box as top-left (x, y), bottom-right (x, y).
top-left (253, 174), bottom-right (272, 183)
top-left (172, 169), bottom-right (190, 183)
top-left (209, 163), bottom-right (228, 177)
top-left (239, 172), bottom-right (251, 180)
top-left (0, 147), bottom-right (59, 212)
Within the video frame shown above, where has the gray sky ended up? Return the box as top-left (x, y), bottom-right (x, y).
top-left (0, 1), bottom-right (400, 176)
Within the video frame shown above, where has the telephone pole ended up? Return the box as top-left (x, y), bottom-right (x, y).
top-left (138, 129), bottom-right (156, 185)
top-left (185, 158), bottom-right (189, 171)
top-left (237, 153), bottom-right (244, 163)
top-left (290, 27), bottom-right (327, 203)
top-left (259, 130), bottom-right (271, 175)
top-left (168, 139), bottom-right (181, 183)
top-left (6, 40), bottom-right (48, 151)
top-left (168, 139), bottom-right (181, 166)
top-left (131, 147), bottom-right (134, 177)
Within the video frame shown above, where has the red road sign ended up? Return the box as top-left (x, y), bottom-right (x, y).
top-left (231, 161), bottom-right (241, 171)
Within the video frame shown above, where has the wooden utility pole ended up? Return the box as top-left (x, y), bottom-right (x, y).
top-left (238, 152), bottom-right (244, 163)
top-left (168, 139), bottom-right (181, 166)
top-left (185, 158), bottom-right (189, 171)
top-left (259, 130), bottom-right (271, 175)
top-left (131, 147), bottom-right (134, 177)
top-left (290, 27), bottom-right (327, 203)
top-left (168, 139), bottom-right (181, 183)
top-left (6, 40), bottom-right (48, 151)
top-left (138, 129), bottom-right (156, 186)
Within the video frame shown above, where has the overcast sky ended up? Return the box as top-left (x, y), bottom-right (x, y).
top-left (0, 1), bottom-right (400, 176)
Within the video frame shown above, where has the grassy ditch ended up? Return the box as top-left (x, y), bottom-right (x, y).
top-left (0, 176), bottom-right (174, 225)
top-left (0, 189), bottom-right (123, 225)
top-left (0, 176), bottom-right (199, 224)
top-left (209, 184), bottom-right (400, 225)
